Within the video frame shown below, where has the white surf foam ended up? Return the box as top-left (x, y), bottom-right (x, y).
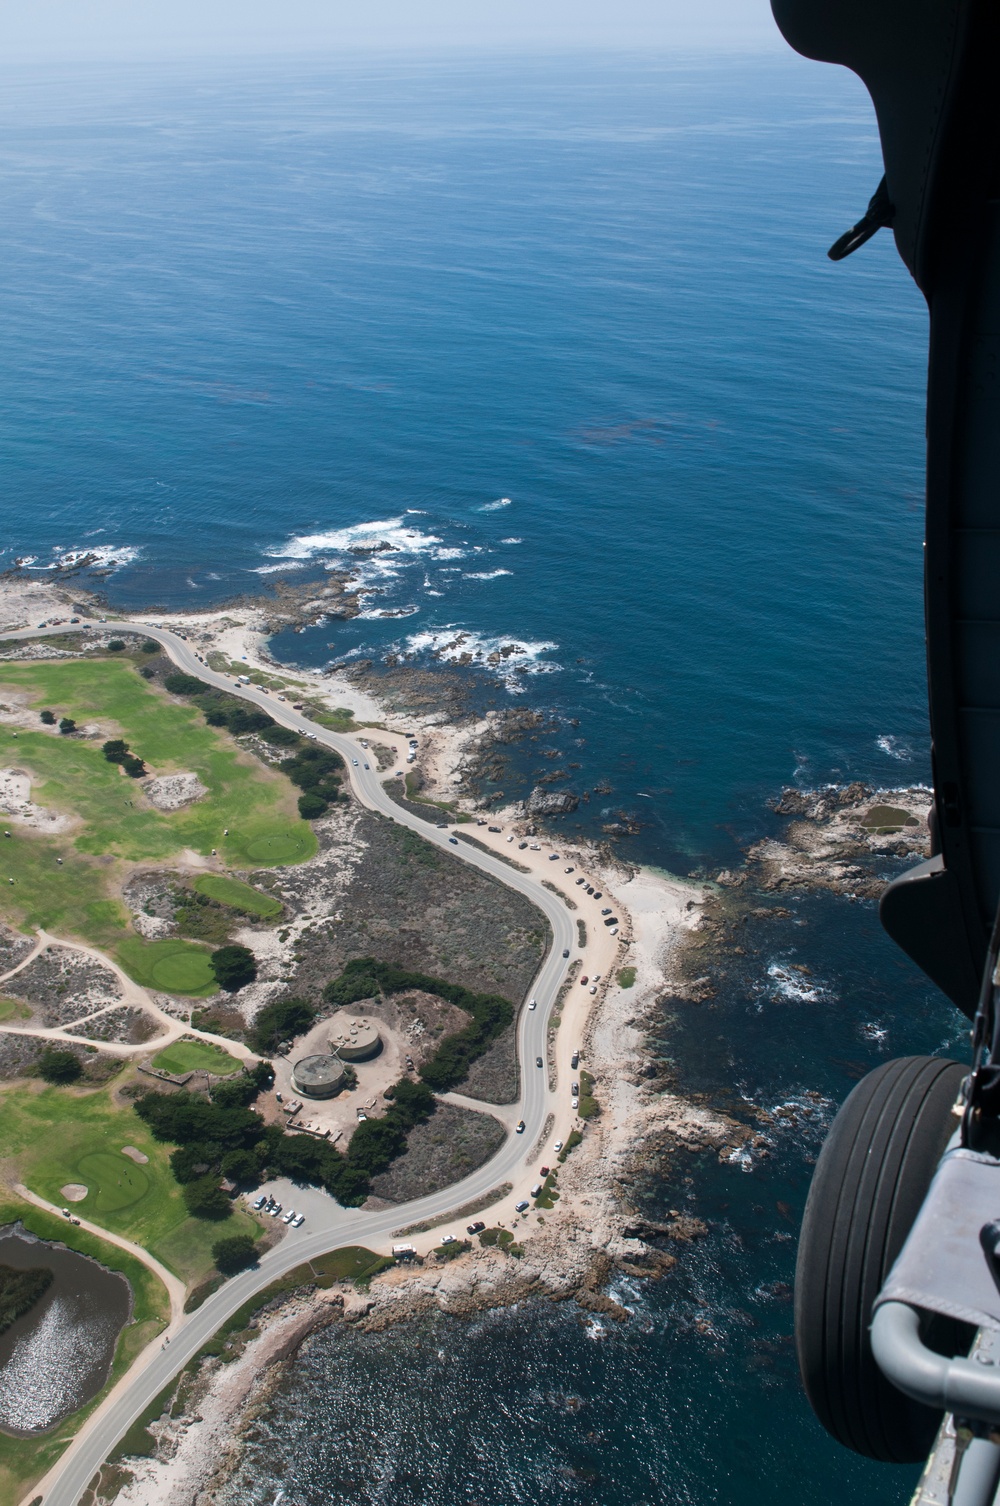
top-left (876, 734), bottom-right (914, 762)
top-left (478, 497), bottom-right (512, 512)
top-left (266, 518), bottom-right (449, 586)
top-left (34, 544), bottom-right (140, 572)
top-left (462, 569), bottom-right (513, 580)
top-left (500, 537), bottom-right (523, 544)
top-left (402, 626), bottom-right (560, 693)
top-left (764, 961), bottom-right (829, 1005)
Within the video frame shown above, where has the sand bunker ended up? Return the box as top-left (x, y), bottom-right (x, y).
top-left (144, 772), bottom-right (208, 811)
top-left (121, 1146), bottom-right (148, 1164)
top-left (60, 1184), bottom-right (88, 1202)
top-left (0, 768), bottom-right (72, 833)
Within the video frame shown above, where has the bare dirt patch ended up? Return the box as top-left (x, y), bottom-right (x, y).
top-left (7, 945), bottom-right (123, 1026)
top-left (0, 766), bottom-right (73, 833)
top-left (122, 1145), bottom-right (148, 1164)
top-left (60, 1183), bottom-right (88, 1201)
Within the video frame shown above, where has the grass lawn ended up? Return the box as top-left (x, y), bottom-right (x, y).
top-left (0, 1193), bottom-right (170, 1505)
top-left (0, 657), bottom-right (315, 959)
top-left (191, 872), bottom-right (282, 918)
top-left (0, 1076), bottom-right (258, 1286)
top-left (152, 1038), bottom-right (242, 1076)
top-left (117, 936), bottom-right (217, 996)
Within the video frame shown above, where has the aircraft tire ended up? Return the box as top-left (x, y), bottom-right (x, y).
top-left (795, 1053), bottom-right (967, 1462)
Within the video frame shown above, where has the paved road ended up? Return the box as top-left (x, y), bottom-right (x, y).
top-left (6, 621), bottom-right (576, 1506)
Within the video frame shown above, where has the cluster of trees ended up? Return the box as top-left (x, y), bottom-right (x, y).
top-left (39, 709), bottom-right (77, 735)
top-left (102, 738), bottom-right (147, 778)
top-left (282, 745), bottom-right (342, 819)
top-left (248, 995), bottom-right (315, 1054)
top-left (324, 958), bottom-right (513, 1092)
top-left (210, 944), bottom-right (257, 992)
top-left (133, 1060), bottom-right (369, 1213)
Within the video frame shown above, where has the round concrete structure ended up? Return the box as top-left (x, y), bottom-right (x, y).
top-left (292, 1053), bottom-right (347, 1099)
top-left (328, 1016), bottom-right (382, 1062)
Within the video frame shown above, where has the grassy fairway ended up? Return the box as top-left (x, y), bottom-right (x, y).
top-left (0, 656), bottom-right (315, 959)
top-left (0, 1194), bottom-right (170, 1505)
top-left (152, 1038), bottom-right (242, 1076)
top-left (117, 936), bottom-right (217, 995)
top-left (192, 872), bottom-right (282, 917)
top-left (0, 1076), bottom-right (259, 1284)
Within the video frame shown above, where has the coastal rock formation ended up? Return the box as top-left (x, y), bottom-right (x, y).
top-left (743, 783), bottom-right (930, 898)
top-left (524, 786), bottom-right (579, 817)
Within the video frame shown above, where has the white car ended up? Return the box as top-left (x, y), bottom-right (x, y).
top-left (352, 758), bottom-right (359, 766)
top-left (554, 1140), bottom-right (563, 1152)
top-left (528, 998), bottom-right (537, 1010)
top-left (282, 1209), bottom-right (296, 1224)
top-left (292, 1213), bottom-right (304, 1227)
top-left (589, 986), bottom-right (597, 995)
top-left (571, 1097), bottom-right (579, 1111)
top-left (440, 1234), bottom-right (456, 1245)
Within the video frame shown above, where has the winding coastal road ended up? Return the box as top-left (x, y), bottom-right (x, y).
top-left (4, 620), bottom-right (580, 1506)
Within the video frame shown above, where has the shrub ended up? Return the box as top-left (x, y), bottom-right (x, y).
top-left (39, 709), bottom-right (56, 725)
top-left (164, 672), bottom-right (205, 696)
top-left (248, 997), bottom-right (315, 1054)
top-left (617, 966), bottom-right (636, 989)
top-left (107, 639), bottom-right (125, 652)
top-left (213, 1233), bottom-right (257, 1276)
top-left (182, 1175), bottom-right (232, 1220)
top-left (557, 1129), bottom-right (584, 1162)
top-left (102, 739), bottom-right (129, 762)
top-left (58, 717), bottom-right (76, 735)
top-left (261, 725), bottom-right (299, 747)
top-left (38, 1048), bottom-right (82, 1084)
top-left (225, 705), bottom-right (274, 735)
top-left (578, 1070), bottom-right (600, 1120)
top-left (141, 640), bottom-right (158, 653)
top-left (297, 793), bottom-right (328, 820)
top-left (205, 707), bottom-right (228, 726)
top-left (210, 944), bottom-right (257, 992)
top-left (140, 666), bottom-right (155, 679)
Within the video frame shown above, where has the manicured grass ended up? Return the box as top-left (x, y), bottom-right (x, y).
top-left (0, 1076), bottom-right (256, 1285)
top-left (152, 1039), bottom-right (242, 1076)
top-left (191, 873), bottom-right (282, 918)
top-left (0, 657), bottom-right (315, 950)
top-left (117, 936), bottom-right (217, 995)
top-left (0, 1193), bottom-right (170, 1505)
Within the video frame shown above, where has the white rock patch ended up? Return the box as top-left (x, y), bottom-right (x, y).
top-left (144, 772), bottom-right (208, 811)
top-left (0, 767), bottom-right (72, 832)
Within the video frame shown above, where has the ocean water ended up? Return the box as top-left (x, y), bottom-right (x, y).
top-left (0, 49), bottom-right (957, 1503)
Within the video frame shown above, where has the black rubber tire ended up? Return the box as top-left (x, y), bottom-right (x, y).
top-left (795, 1054), bottom-right (967, 1462)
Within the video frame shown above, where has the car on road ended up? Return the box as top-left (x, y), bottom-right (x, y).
top-left (449, 836), bottom-right (458, 844)
top-left (516, 1119), bottom-right (525, 1133)
top-left (467, 1221), bottom-right (486, 1235)
top-left (352, 758), bottom-right (359, 766)
top-left (364, 762), bottom-right (370, 770)
top-left (536, 1056), bottom-right (543, 1067)
top-left (562, 948), bottom-right (570, 958)
top-left (292, 1213), bottom-right (304, 1227)
top-left (554, 1140), bottom-right (563, 1152)
top-left (515, 1200), bottom-right (529, 1213)
top-left (440, 1234), bottom-right (456, 1245)
top-left (528, 997), bottom-right (537, 1009)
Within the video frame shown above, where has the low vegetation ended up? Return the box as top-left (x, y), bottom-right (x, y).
top-left (558, 1128), bottom-right (584, 1162)
top-left (248, 995), bottom-right (315, 1054)
top-left (616, 965), bottom-right (636, 988)
top-left (577, 1069), bottom-right (600, 1120)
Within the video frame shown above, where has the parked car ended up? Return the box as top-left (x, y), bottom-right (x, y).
top-left (515, 1200), bottom-right (529, 1213)
top-left (282, 1209), bottom-right (295, 1224)
top-left (571, 1052), bottom-right (579, 1070)
top-left (292, 1213), bottom-right (304, 1227)
top-left (540, 1166), bottom-right (550, 1177)
top-left (564, 866), bottom-right (574, 873)
top-left (531, 1184), bottom-right (542, 1197)
top-left (252, 1194), bottom-right (267, 1211)
top-left (440, 1234), bottom-right (456, 1245)
top-left (519, 841), bottom-right (528, 849)
top-left (601, 907), bottom-right (612, 915)
top-left (357, 1110), bottom-right (368, 1122)
top-left (489, 825), bottom-right (502, 832)
top-left (467, 1221), bottom-right (486, 1235)
top-left (593, 891), bottom-right (602, 899)
top-left (516, 1120), bottom-right (525, 1134)
top-left (572, 1082), bottom-right (579, 1096)
top-left (554, 1141), bottom-right (563, 1152)
top-left (580, 975), bottom-right (589, 985)
top-left (571, 1098), bottom-right (579, 1111)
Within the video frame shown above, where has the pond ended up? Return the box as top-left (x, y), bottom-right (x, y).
top-left (0, 1223), bottom-right (132, 1434)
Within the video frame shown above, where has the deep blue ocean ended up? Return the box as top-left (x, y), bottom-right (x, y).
top-left (0, 49), bottom-right (963, 1503)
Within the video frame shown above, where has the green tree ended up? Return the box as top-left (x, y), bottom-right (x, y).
top-left (58, 717), bottom-right (76, 735)
top-left (297, 792), bottom-right (328, 820)
top-left (182, 1175), bottom-right (232, 1220)
top-left (210, 944), bottom-right (257, 992)
top-left (248, 998), bottom-right (314, 1054)
top-left (102, 739), bottom-right (129, 762)
top-left (212, 1233), bottom-right (257, 1276)
top-left (39, 709), bottom-right (56, 725)
top-left (139, 666), bottom-right (155, 679)
top-left (261, 725), bottom-right (299, 747)
top-left (122, 754), bottom-right (147, 778)
top-left (37, 1049), bottom-right (82, 1085)
top-left (141, 640), bottom-right (158, 653)
top-left (107, 639), bottom-right (125, 652)
top-left (220, 1149), bottom-right (259, 1185)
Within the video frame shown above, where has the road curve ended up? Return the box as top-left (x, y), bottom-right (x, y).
top-left (5, 621), bottom-right (577, 1506)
